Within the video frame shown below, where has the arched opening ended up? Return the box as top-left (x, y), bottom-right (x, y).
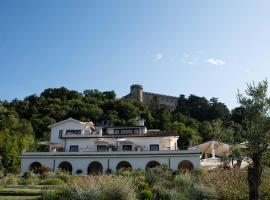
top-left (88, 161), bottom-right (103, 175)
top-left (145, 161), bottom-right (161, 170)
top-left (116, 161), bottom-right (132, 171)
top-left (29, 162), bottom-right (42, 173)
top-left (178, 160), bottom-right (194, 171)
top-left (58, 161), bottom-right (73, 174)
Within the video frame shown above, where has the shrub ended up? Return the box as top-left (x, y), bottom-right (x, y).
top-left (189, 183), bottom-right (217, 200)
top-left (3, 175), bottom-right (18, 185)
top-left (37, 165), bottom-right (51, 177)
top-left (200, 169), bottom-right (248, 200)
top-left (76, 169), bottom-right (83, 175)
top-left (55, 171), bottom-right (70, 183)
top-left (42, 171), bottom-right (55, 179)
top-left (18, 177), bottom-right (39, 185)
top-left (152, 187), bottom-right (178, 200)
top-left (39, 178), bottom-right (65, 185)
top-left (144, 168), bottom-right (163, 185)
top-left (139, 189), bottom-right (153, 200)
top-left (174, 173), bottom-right (193, 189)
top-left (137, 181), bottom-right (149, 191)
top-left (70, 186), bottom-right (102, 200)
top-left (100, 176), bottom-right (136, 200)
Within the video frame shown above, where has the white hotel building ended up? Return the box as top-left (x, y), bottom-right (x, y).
top-left (21, 118), bottom-right (200, 175)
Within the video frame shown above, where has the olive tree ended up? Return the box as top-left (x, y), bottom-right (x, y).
top-left (237, 80), bottom-right (270, 200)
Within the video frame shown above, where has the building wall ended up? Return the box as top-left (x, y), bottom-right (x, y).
top-left (63, 136), bottom-right (178, 152)
top-left (21, 151), bottom-right (200, 175)
top-left (50, 120), bottom-right (86, 145)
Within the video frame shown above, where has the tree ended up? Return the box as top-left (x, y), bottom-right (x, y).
top-left (198, 121), bottom-right (214, 142)
top-left (152, 105), bottom-right (172, 130)
top-left (170, 122), bottom-right (202, 149)
top-left (1, 134), bottom-right (21, 173)
top-left (238, 80), bottom-right (270, 200)
top-left (209, 97), bottom-right (230, 121)
top-left (231, 106), bottom-right (247, 124)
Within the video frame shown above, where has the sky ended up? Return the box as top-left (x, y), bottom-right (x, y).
top-left (1, 0), bottom-right (270, 109)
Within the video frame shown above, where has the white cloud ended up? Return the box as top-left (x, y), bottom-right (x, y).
top-left (154, 53), bottom-right (163, 61)
top-left (205, 58), bottom-right (225, 66)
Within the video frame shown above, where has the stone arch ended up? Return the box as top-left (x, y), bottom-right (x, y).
top-left (178, 160), bottom-right (194, 171)
top-left (145, 160), bottom-right (161, 170)
top-left (58, 161), bottom-right (73, 174)
top-left (116, 161), bottom-right (132, 171)
top-left (29, 162), bottom-right (42, 173)
top-left (88, 161), bottom-right (103, 175)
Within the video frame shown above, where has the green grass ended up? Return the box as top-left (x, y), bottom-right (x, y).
top-left (0, 196), bottom-right (41, 200)
top-left (0, 188), bottom-right (41, 196)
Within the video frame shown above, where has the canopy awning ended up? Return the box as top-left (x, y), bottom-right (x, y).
top-left (95, 138), bottom-right (109, 145)
top-left (117, 138), bottom-right (134, 145)
top-left (189, 140), bottom-right (231, 158)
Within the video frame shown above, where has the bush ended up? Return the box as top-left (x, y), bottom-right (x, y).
top-left (42, 171), bottom-right (55, 179)
top-left (139, 189), bottom-right (153, 200)
top-left (189, 183), bottom-right (217, 200)
top-left (3, 175), bottom-right (18, 185)
top-left (55, 171), bottom-right (70, 183)
top-left (100, 176), bottom-right (136, 200)
top-left (41, 189), bottom-right (61, 200)
top-left (200, 169), bottom-right (248, 200)
top-left (39, 178), bottom-right (65, 185)
top-left (137, 181), bottom-right (149, 191)
top-left (76, 169), bottom-right (83, 175)
top-left (152, 187), bottom-right (179, 200)
top-left (18, 177), bottom-right (39, 185)
top-left (36, 165), bottom-right (51, 177)
top-left (174, 173), bottom-right (193, 189)
top-left (144, 168), bottom-right (163, 185)
top-left (70, 186), bottom-right (102, 200)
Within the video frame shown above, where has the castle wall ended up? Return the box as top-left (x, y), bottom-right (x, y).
top-left (126, 85), bottom-right (178, 110)
top-left (143, 92), bottom-right (178, 110)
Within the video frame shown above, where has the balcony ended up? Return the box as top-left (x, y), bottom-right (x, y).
top-left (60, 129), bottom-right (102, 138)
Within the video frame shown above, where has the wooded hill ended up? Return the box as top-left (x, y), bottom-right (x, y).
top-left (0, 87), bottom-right (245, 172)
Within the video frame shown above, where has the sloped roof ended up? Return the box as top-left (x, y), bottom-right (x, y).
top-left (48, 118), bottom-right (94, 128)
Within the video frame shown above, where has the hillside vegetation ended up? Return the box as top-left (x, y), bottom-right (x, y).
top-left (0, 87), bottom-right (243, 173)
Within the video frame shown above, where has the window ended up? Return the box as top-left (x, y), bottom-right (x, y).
top-left (150, 144), bottom-right (159, 151)
top-left (97, 145), bottom-right (107, 152)
top-left (66, 130), bottom-right (81, 135)
top-left (122, 145), bottom-right (132, 151)
top-left (59, 130), bottom-right (63, 138)
top-left (69, 145), bottom-right (79, 152)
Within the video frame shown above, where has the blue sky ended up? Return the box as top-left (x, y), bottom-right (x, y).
top-left (1, 0), bottom-right (270, 109)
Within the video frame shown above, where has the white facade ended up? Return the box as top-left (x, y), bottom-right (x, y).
top-left (21, 118), bottom-right (200, 175)
top-left (21, 151), bottom-right (200, 175)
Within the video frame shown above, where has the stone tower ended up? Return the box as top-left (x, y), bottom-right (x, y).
top-left (130, 84), bottom-right (143, 102)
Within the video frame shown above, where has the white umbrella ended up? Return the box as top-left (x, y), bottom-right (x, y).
top-left (189, 140), bottom-right (231, 159)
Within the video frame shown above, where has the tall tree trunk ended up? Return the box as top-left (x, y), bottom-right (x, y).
top-left (248, 154), bottom-right (262, 200)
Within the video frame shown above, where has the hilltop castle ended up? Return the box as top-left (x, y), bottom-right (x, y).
top-left (124, 84), bottom-right (178, 110)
